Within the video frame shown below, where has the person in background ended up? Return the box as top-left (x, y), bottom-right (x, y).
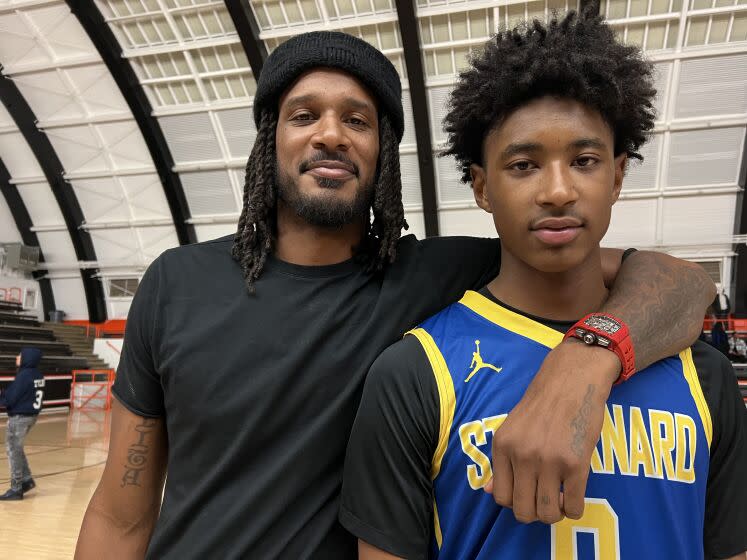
top-left (712, 286), bottom-right (731, 320)
top-left (0, 347), bottom-right (45, 501)
top-left (710, 321), bottom-right (730, 358)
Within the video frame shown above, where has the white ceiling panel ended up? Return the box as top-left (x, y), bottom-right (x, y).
top-left (0, 131), bottom-right (44, 179)
top-left (195, 222), bottom-right (238, 243)
top-left (15, 182), bottom-right (66, 227)
top-left (159, 112), bottom-right (223, 162)
top-left (604, 198), bottom-right (658, 247)
top-left (216, 106), bottom-right (256, 159)
top-left (401, 90), bottom-right (417, 148)
top-left (662, 193), bottom-right (737, 245)
top-left (181, 169), bottom-right (238, 216)
top-left (667, 126), bottom-right (745, 188)
top-left (651, 62), bottom-right (671, 119)
top-left (137, 226), bottom-right (180, 260)
top-left (44, 122), bottom-right (153, 175)
top-left (89, 228), bottom-right (142, 262)
top-left (428, 85), bottom-right (451, 143)
top-left (0, 197), bottom-right (22, 243)
top-left (675, 54), bottom-right (747, 119)
top-left (35, 230), bottom-right (78, 262)
top-left (11, 71), bottom-right (85, 123)
top-left (117, 174), bottom-right (174, 219)
top-left (72, 177), bottom-right (136, 223)
top-left (49, 277), bottom-right (89, 319)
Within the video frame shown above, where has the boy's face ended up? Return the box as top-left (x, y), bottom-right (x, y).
top-left (471, 96), bottom-right (626, 274)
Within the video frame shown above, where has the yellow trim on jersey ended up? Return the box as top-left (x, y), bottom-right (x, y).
top-left (679, 348), bottom-right (712, 449)
top-left (459, 290), bottom-right (564, 349)
top-left (406, 327), bottom-right (455, 549)
top-left (433, 499), bottom-right (443, 547)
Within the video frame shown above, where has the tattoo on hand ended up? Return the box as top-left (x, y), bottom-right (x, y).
top-left (540, 495), bottom-right (550, 505)
top-left (121, 418), bottom-right (157, 488)
top-left (570, 385), bottom-right (595, 458)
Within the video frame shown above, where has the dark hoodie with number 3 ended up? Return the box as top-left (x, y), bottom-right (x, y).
top-left (0, 348), bottom-right (44, 415)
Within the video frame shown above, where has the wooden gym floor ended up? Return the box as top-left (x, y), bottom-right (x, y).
top-left (0, 410), bottom-right (109, 559)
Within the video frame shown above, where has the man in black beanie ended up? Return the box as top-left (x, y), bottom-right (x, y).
top-left (75, 31), bottom-right (715, 559)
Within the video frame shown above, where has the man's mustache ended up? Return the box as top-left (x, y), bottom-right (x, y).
top-left (298, 151), bottom-right (359, 176)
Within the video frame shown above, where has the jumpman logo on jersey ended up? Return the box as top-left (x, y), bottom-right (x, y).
top-left (465, 340), bottom-right (502, 383)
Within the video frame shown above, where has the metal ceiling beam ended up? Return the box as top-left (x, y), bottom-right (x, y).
top-left (0, 71), bottom-right (106, 322)
top-left (0, 157), bottom-right (55, 318)
top-left (224, 0), bottom-right (269, 78)
top-left (66, 0), bottom-right (197, 247)
top-left (396, 0), bottom-right (439, 236)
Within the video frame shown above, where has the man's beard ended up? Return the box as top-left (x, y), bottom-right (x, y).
top-left (276, 163), bottom-right (375, 229)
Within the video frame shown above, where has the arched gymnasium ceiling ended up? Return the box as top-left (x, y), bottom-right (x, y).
top-left (0, 0), bottom-right (745, 320)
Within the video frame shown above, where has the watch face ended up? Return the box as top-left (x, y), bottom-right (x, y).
top-left (584, 315), bottom-right (622, 335)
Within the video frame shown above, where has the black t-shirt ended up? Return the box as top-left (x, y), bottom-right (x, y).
top-left (340, 288), bottom-right (747, 560)
top-left (112, 234), bottom-right (501, 560)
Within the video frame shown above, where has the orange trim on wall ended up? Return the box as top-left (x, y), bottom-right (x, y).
top-left (63, 319), bottom-right (126, 338)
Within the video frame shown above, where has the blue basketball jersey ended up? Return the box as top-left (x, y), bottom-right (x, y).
top-left (409, 291), bottom-right (712, 560)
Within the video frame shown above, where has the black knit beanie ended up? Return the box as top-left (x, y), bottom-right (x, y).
top-left (253, 31), bottom-right (404, 142)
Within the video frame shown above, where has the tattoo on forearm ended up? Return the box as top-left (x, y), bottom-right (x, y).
top-left (121, 418), bottom-right (158, 488)
top-left (601, 253), bottom-right (714, 370)
top-left (570, 385), bottom-right (595, 458)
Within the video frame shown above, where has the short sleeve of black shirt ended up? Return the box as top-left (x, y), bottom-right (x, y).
top-left (111, 254), bottom-right (165, 417)
top-left (692, 341), bottom-right (747, 559)
top-left (339, 334), bottom-right (439, 560)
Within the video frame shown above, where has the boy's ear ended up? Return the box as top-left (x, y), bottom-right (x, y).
top-left (611, 153), bottom-right (627, 204)
top-left (471, 164), bottom-right (492, 213)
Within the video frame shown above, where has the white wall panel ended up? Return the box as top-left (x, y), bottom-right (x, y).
top-left (400, 153), bottom-right (423, 207)
top-left (438, 207), bottom-right (495, 237)
top-left (50, 277), bottom-right (89, 319)
top-left (667, 127), bottom-right (745, 188)
top-left (662, 194), bottom-right (736, 245)
top-left (436, 153), bottom-right (470, 205)
top-left (623, 134), bottom-right (661, 191)
top-left (404, 211), bottom-right (425, 240)
top-left (604, 199), bottom-right (658, 247)
top-left (675, 54), bottom-right (747, 119)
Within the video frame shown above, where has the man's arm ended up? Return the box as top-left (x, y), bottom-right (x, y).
top-left (489, 249), bottom-right (716, 524)
top-left (75, 399), bottom-right (167, 559)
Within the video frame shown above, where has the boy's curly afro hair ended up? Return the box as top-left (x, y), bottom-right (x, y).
top-left (443, 8), bottom-right (657, 183)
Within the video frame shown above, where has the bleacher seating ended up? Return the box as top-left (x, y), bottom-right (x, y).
top-left (0, 304), bottom-right (92, 408)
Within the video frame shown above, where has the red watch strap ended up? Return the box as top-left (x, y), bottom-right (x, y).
top-left (564, 313), bottom-right (636, 384)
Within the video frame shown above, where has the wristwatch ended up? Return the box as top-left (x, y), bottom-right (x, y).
top-left (564, 313), bottom-right (636, 384)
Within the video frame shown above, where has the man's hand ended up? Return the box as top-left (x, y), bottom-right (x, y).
top-left (486, 249), bottom-right (715, 524)
top-left (486, 339), bottom-right (619, 523)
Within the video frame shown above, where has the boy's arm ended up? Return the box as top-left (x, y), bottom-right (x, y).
top-left (489, 249), bottom-right (716, 523)
top-left (340, 335), bottom-right (439, 560)
top-left (75, 399), bottom-right (167, 559)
